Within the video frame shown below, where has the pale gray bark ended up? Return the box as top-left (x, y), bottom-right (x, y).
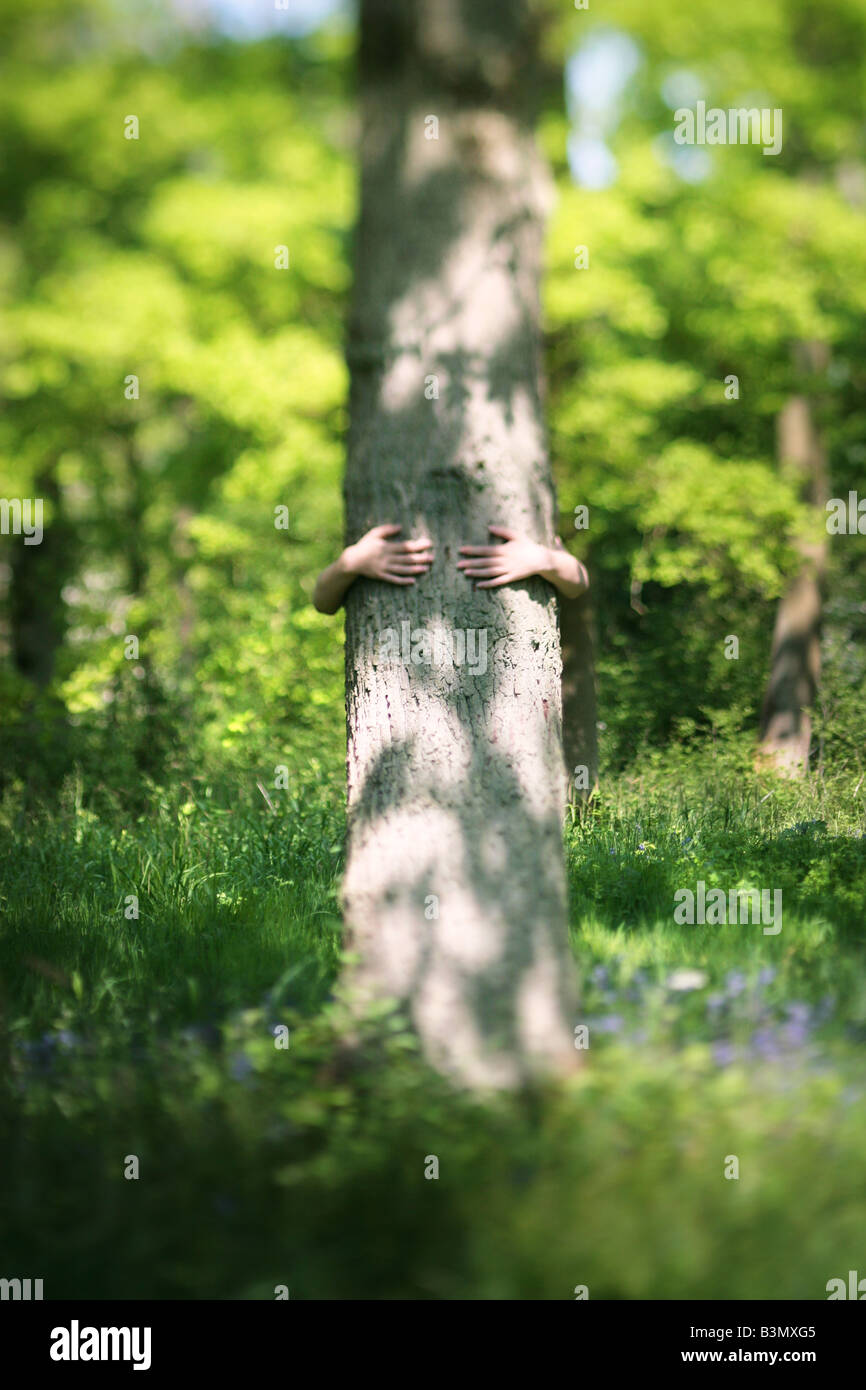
top-left (340, 0), bottom-right (577, 1088)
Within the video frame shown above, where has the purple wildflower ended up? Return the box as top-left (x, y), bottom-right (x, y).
top-left (782, 1019), bottom-right (810, 1048)
top-left (785, 1002), bottom-right (811, 1027)
top-left (750, 1027), bottom-right (781, 1060)
top-left (230, 1052), bottom-right (254, 1082)
top-left (595, 1015), bottom-right (624, 1034)
top-left (815, 995), bottom-right (835, 1023)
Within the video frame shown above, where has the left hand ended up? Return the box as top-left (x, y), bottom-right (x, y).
top-left (457, 526), bottom-right (550, 589)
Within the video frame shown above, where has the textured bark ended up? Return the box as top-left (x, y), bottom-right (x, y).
top-left (341, 0), bottom-right (577, 1088)
top-left (759, 356), bottom-right (828, 776)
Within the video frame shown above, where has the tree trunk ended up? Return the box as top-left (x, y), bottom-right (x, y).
top-left (340, 0), bottom-right (577, 1089)
top-left (9, 465), bottom-right (73, 688)
top-left (758, 346), bottom-right (828, 775)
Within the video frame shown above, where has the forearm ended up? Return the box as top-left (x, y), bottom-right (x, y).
top-left (312, 548), bottom-right (357, 614)
top-left (537, 546), bottom-right (589, 599)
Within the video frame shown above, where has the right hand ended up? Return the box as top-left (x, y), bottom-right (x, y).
top-left (345, 525), bottom-right (434, 586)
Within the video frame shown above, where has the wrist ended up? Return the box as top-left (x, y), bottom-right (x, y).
top-left (340, 544), bottom-right (359, 577)
top-left (537, 544), bottom-right (557, 575)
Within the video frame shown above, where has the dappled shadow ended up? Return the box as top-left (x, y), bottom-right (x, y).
top-left (339, 0), bottom-right (579, 1087)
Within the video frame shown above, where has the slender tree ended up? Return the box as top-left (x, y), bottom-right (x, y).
top-left (341, 0), bottom-right (577, 1088)
top-left (9, 465), bottom-right (71, 689)
top-left (759, 344), bottom-right (829, 774)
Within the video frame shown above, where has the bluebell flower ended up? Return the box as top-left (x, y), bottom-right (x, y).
top-left (595, 1015), bottom-right (624, 1034)
top-left (750, 1027), bottom-right (781, 1060)
top-left (13, 1035), bottom-right (57, 1074)
top-left (782, 1019), bottom-right (809, 1048)
top-left (625, 970), bottom-right (648, 1002)
top-left (815, 995), bottom-right (835, 1023)
top-left (230, 1052), bottom-right (254, 1082)
top-left (785, 1002), bottom-right (811, 1027)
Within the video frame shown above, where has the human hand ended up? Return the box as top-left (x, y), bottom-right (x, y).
top-left (457, 526), bottom-right (549, 589)
top-left (345, 525), bottom-right (434, 586)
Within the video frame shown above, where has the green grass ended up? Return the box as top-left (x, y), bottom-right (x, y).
top-left (1, 749), bottom-right (864, 1299)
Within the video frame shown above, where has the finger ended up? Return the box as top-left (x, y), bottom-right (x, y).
top-left (381, 574), bottom-right (416, 585)
top-left (457, 546), bottom-right (502, 557)
top-left (399, 538), bottom-right (434, 552)
top-left (391, 543), bottom-right (434, 557)
top-left (488, 525), bottom-right (517, 540)
top-left (475, 575), bottom-right (513, 588)
top-left (386, 562), bottom-right (432, 574)
top-left (461, 564), bottom-right (506, 576)
top-left (372, 524), bottom-right (402, 537)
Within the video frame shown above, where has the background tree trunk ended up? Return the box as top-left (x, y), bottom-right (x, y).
top-left (341, 0), bottom-right (577, 1088)
top-left (9, 466), bottom-right (72, 688)
top-left (758, 344), bottom-right (829, 775)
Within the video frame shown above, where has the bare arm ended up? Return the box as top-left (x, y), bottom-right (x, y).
top-left (312, 525), bottom-right (435, 614)
top-left (457, 527), bottom-right (588, 598)
top-left (311, 551), bottom-right (360, 615)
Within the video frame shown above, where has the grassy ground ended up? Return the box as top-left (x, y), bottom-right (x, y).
top-left (1, 745), bottom-right (864, 1299)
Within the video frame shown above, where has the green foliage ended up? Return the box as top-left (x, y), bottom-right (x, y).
top-left (544, 0), bottom-right (866, 758)
top-left (1, 756), bottom-right (865, 1298)
top-left (1, 0), bottom-right (865, 1302)
top-left (0, 0), bottom-right (351, 789)
top-left (2, 0), bottom-right (864, 773)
